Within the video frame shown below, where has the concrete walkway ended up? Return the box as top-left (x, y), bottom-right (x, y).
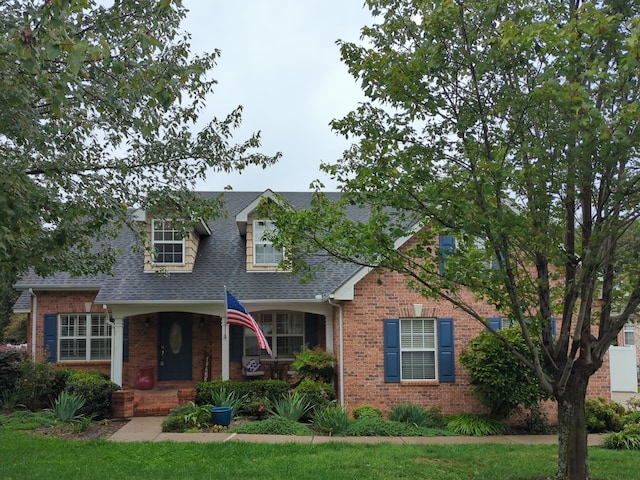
top-left (108, 416), bottom-right (605, 446)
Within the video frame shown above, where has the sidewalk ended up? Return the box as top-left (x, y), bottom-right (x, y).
top-left (108, 416), bottom-right (605, 446)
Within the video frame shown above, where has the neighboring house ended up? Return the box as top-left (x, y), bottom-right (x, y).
top-left (13, 190), bottom-right (612, 418)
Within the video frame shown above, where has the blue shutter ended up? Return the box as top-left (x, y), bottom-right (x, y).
top-left (487, 317), bottom-right (502, 331)
top-left (304, 314), bottom-right (319, 348)
top-left (122, 318), bottom-right (129, 362)
top-left (438, 318), bottom-right (455, 382)
top-left (551, 317), bottom-right (557, 337)
top-left (44, 314), bottom-right (57, 363)
top-left (439, 234), bottom-right (455, 276)
top-left (383, 319), bottom-right (400, 383)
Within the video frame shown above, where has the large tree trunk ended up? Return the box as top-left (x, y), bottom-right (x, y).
top-left (556, 371), bottom-right (590, 480)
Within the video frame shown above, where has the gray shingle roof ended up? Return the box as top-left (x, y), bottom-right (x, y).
top-left (15, 191), bottom-right (365, 303)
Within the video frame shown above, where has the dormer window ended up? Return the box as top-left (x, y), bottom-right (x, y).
top-left (152, 219), bottom-right (184, 264)
top-left (253, 220), bottom-right (284, 266)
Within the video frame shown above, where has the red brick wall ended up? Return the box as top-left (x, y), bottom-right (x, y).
top-left (336, 267), bottom-right (612, 422)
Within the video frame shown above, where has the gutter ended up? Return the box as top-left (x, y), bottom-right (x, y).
top-left (29, 289), bottom-right (37, 359)
top-left (328, 295), bottom-right (344, 406)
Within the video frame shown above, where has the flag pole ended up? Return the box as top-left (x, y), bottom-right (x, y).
top-left (222, 285), bottom-right (230, 380)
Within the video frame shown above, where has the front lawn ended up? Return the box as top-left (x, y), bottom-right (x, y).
top-left (0, 429), bottom-right (638, 480)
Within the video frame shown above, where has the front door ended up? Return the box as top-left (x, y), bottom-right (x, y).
top-left (158, 312), bottom-right (192, 381)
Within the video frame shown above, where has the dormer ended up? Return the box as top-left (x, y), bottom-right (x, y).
top-left (235, 190), bottom-right (288, 272)
top-left (135, 210), bottom-right (211, 273)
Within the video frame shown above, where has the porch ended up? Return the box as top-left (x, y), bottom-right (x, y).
top-left (112, 387), bottom-right (196, 418)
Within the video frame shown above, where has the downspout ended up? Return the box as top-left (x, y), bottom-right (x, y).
top-left (29, 289), bottom-right (37, 359)
top-left (328, 295), bottom-right (344, 406)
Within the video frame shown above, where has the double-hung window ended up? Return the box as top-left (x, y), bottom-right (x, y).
top-left (253, 220), bottom-right (284, 266)
top-left (245, 311), bottom-right (304, 358)
top-left (400, 318), bottom-right (437, 380)
top-left (152, 220), bottom-right (184, 264)
top-left (624, 323), bottom-right (635, 346)
top-left (59, 314), bottom-right (112, 361)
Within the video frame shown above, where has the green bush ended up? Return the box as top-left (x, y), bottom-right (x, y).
top-left (230, 416), bottom-right (313, 435)
top-left (342, 417), bottom-right (444, 437)
top-left (162, 414), bottom-right (189, 433)
top-left (352, 404), bottom-right (383, 420)
top-left (603, 423), bottom-right (640, 450)
top-left (0, 410), bottom-right (57, 430)
top-left (585, 398), bottom-right (625, 433)
top-left (195, 379), bottom-right (289, 406)
top-left (294, 378), bottom-right (336, 417)
top-left (64, 370), bottom-right (119, 420)
top-left (389, 403), bottom-right (445, 428)
top-left (290, 346), bottom-right (336, 382)
top-left (17, 359), bottom-right (55, 410)
top-left (459, 327), bottom-right (551, 419)
top-left (446, 413), bottom-right (508, 436)
top-left (243, 397), bottom-right (271, 419)
top-left (0, 349), bottom-right (24, 393)
top-left (312, 405), bottom-right (351, 435)
top-left (519, 406), bottom-right (551, 434)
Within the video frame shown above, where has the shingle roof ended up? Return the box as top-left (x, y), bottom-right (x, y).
top-left (15, 191), bottom-right (366, 303)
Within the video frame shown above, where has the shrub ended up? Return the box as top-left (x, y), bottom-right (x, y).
top-left (64, 370), bottom-right (119, 420)
top-left (519, 406), bottom-right (551, 434)
top-left (459, 327), bottom-right (552, 420)
top-left (446, 413), bottom-right (508, 436)
top-left (195, 379), bottom-right (289, 406)
top-left (294, 378), bottom-right (336, 417)
top-left (585, 398), bottom-right (625, 433)
top-left (49, 391), bottom-right (86, 422)
top-left (17, 359), bottom-right (55, 410)
top-left (0, 410), bottom-right (57, 430)
top-left (0, 349), bottom-right (24, 393)
top-left (290, 346), bottom-right (336, 382)
top-left (0, 387), bottom-right (21, 409)
top-left (389, 403), bottom-right (445, 428)
top-left (603, 423), bottom-right (640, 450)
top-left (342, 417), bottom-right (445, 437)
top-left (352, 404), bottom-right (383, 420)
top-left (243, 397), bottom-right (271, 419)
top-left (162, 414), bottom-right (189, 433)
top-left (269, 392), bottom-right (310, 422)
top-left (230, 416), bottom-right (313, 435)
top-left (183, 403), bottom-right (216, 428)
top-left (312, 405), bottom-right (350, 435)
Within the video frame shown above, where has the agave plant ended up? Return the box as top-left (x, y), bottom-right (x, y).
top-left (49, 391), bottom-right (86, 422)
top-left (209, 388), bottom-right (246, 417)
top-left (269, 393), bottom-right (310, 422)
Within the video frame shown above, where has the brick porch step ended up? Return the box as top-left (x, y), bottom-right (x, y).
top-left (133, 390), bottom-right (179, 417)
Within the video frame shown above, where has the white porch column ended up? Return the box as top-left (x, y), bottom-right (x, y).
top-left (325, 315), bottom-right (334, 353)
top-left (221, 321), bottom-right (230, 380)
top-left (110, 316), bottom-right (124, 387)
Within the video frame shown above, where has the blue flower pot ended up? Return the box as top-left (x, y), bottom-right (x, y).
top-left (210, 406), bottom-right (233, 426)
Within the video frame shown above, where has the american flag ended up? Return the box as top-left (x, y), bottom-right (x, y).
top-left (226, 290), bottom-right (273, 356)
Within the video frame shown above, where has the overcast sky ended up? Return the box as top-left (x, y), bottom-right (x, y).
top-left (182, 1), bottom-right (372, 192)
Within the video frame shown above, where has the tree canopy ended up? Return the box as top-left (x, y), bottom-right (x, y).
top-left (0, 0), bottom-right (278, 278)
top-left (267, 1), bottom-right (640, 478)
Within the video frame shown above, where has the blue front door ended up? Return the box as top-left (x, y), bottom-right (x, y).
top-left (158, 312), bottom-right (192, 381)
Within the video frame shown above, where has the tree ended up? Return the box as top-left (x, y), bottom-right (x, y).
top-left (0, 0), bottom-right (278, 279)
top-left (266, 1), bottom-right (640, 478)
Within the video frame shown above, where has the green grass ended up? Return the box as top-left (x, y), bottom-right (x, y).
top-left (1, 429), bottom-right (639, 480)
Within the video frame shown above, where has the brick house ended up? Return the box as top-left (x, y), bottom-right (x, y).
top-left (13, 190), bottom-right (612, 418)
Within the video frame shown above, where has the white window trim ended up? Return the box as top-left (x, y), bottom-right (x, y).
top-left (58, 313), bottom-right (112, 362)
top-left (152, 219), bottom-right (186, 266)
top-left (244, 311), bottom-right (304, 359)
top-left (624, 322), bottom-right (635, 346)
top-left (400, 317), bottom-right (438, 381)
top-left (253, 220), bottom-right (284, 266)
